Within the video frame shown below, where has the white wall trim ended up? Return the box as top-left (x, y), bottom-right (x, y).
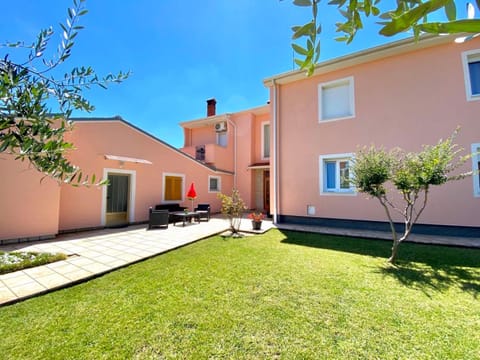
top-left (319, 153), bottom-right (356, 196)
top-left (101, 168), bottom-right (136, 226)
top-left (261, 121), bottom-right (270, 160)
top-left (162, 172), bottom-right (186, 203)
top-left (318, 76), bottom-right (355, 122)
top-left (471, 143), bottom-right (480, 197)
top-left (461, 49), bottom-right (480, 102)
top-left (208, 175), bottom-right (222, 193)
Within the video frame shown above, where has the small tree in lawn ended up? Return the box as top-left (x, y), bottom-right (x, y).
top-left (351, 131), bottom-right (470, 264)
top-left (217, 189), bottom-right (246, 236)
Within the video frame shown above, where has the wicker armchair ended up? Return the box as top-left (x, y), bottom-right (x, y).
top-left (194, 204), bottom-right (211, 221)
top-left (147, 208), bottom-right (169, 229)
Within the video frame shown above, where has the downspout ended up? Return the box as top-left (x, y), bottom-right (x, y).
top-left (226, 115), bottom-right (237, 189)
top-left (272, 80), bottom-right (279, 224)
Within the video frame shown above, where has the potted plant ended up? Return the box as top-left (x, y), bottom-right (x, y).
top-left (248, 211), bottom-right (264, 230)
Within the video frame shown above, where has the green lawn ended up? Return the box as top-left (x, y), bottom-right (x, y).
top-left (1, 229), bottom-right (479, 359)
top-left (0, 251), bottom-right (67, 274)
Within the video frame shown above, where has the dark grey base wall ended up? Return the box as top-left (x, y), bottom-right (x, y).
top-left (278, 215), bottom-right (480, 238)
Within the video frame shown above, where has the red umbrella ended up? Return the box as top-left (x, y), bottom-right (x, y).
top-left (186, 182), bottom-right (197, 211)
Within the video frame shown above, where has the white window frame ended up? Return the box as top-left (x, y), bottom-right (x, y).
top-left (462, 49), bottom-right (480, 102)
top-left (318, 76), bottom-right (355, 122)
top-left (471, 143), bottom-right (480, 197)
top-left (319, 153), bottom-right (356, 195)
top-left (261, 121), bottom-right (270, 160)
top-left (101, 168), bottom-right (136, 226)
top-left (208, 175), bottom-right (221, 193)
top-left (162, 172), bottom-right (185, 203)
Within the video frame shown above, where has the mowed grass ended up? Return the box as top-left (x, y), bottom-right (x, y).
top-left (0, 251), bottom-right (67, 274)
top-left (1, 229), bottom-right (479, 359)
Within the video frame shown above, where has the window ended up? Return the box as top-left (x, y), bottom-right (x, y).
top-left (471, 143), bottom-right (480, 197)
top-left (217, 131), bottom-right (228, 147)
top-left (163, 173), bottom-right (185, 202)
top-left (262, 122), bottom-right (270, 159)
top-left (319, 76), bottom-right (355, 121)
top-left (208, 176), bottom-right (221, 192)
top-left (462, 50), bottom-right (480, 101)
top-left (319, 154), bottom-right (355, 194)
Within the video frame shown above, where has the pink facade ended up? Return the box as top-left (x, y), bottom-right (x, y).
top-left (179, 104), bottom-right (270, 213)
top-left (264, 35), bottom-right (480, 228)
top-left (3, 34), bottom-right (480, 243)
top-left (1, 118), bottom-right (233, 242)
top-left (1, 155), bottom-right (60, 241)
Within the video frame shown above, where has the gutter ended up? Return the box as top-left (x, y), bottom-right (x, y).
top-left (226, 115), bottom-right (237, 189)
top-left (272, 79), bottom-right (279, 224)
top-left (263, 34), bottom-right (458, 86)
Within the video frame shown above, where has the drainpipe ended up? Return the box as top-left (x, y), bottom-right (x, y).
top-left (226, 115), bottom-right (237, 189)
top-left (272, 80), bottom-right (279, 224)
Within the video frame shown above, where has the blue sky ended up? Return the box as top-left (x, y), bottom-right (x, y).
top-left (1, 0), bottom-right (470, 147)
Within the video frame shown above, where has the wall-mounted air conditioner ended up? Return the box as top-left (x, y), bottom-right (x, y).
top-left (214, 121), bottom-right (227, 132)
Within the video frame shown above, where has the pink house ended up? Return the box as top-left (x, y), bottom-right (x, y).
top-left (264, 34), bottom-right (480, 234)
top-left (1, 116), bottom-right (234, 242)
top-left (2, 33), bottom-right (480, 243)
top-left (179, 99), bottom-right (271, 214)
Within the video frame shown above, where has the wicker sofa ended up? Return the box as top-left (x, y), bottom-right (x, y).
top-left (151, 203), bottom-right (187, 223)
top-left (153, 203), bottom-right (187, 213)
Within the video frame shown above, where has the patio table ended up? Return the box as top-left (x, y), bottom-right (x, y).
top-left (171, 211), bottom-right (201, 227)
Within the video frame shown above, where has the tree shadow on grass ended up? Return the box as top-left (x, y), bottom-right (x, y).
top-left (379, 261), bottom-right (480, 298)
top-left (280, 230), bottom-right (392, 259)
top-left (280, 230), bottom-right (480, 296)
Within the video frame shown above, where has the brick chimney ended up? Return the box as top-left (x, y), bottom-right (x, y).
top-left (207, 98), bottom-right (216, 117)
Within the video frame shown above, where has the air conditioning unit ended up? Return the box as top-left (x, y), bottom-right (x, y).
top-left (214, 121), bottom-right (227, 132)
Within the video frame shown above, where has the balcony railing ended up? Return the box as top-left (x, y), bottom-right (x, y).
top-left (195, 145), bottom-right (205, 161)
top-left (181, 143), bottom-right (232, 170)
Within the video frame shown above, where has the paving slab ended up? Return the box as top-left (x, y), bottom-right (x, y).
top-left (1, 216), bottom-right (270, 306)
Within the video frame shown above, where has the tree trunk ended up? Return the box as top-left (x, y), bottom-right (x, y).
top-left (388, 239), bottom-right (400, 263)
top-left (377, 196), bottom-right (400, 264)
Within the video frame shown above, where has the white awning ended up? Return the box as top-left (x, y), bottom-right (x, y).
top-left (104, 154), bottom-right (152, 164)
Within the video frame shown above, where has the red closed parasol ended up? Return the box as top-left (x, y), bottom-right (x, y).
top-left (186, 182), bottom-right (197, 211)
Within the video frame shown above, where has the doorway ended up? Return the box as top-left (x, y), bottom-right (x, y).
top-left (263, 170), bottom-right (270, 215)
top-left (105, 173), bottom-right (130, 227)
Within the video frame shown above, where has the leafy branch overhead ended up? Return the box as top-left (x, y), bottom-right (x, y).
top-left (290, 0), bottom-right (480, 75)
top-left (290, 0), bottom-right (322, 76)
top-left (0, 0), bottom-right (129, 185)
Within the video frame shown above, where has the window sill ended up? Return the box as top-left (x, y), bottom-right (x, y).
top-left (320, 190), bottom-right (357, 196)
top-left (319, 115), bottom-right (355, 123)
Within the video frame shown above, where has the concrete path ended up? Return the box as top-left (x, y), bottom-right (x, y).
top-left (0, 217), bottom-right (275, 306)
